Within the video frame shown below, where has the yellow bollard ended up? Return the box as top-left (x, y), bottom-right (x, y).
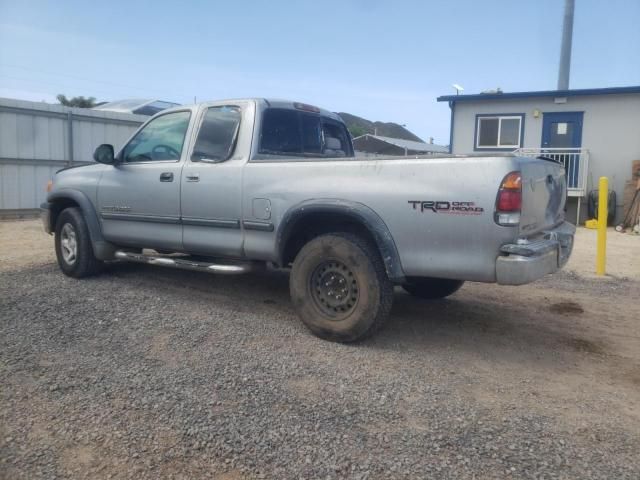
top-left (596, 177), bottom-right (608, 275)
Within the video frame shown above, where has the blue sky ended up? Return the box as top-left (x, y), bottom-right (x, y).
top-left (1, 0), bottom-right (639, 143)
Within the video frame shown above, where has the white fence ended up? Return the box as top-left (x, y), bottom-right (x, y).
top-left (0, 97), bottom-right (146, 212)
top-left (513, 147), bottom-right (590, 198)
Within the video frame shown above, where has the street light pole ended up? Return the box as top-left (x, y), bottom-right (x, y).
top-left (558, 0), bottom-right (575, 90)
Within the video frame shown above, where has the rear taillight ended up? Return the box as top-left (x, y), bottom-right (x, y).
top-left (497, 189), bottom-right (521, 211)
top-left (495, 171), bottom-right (522, 226)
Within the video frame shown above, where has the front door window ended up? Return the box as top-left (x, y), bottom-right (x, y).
top-left (122, 111), bottom-right (191, 163)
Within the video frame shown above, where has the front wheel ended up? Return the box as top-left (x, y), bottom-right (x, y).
top-left (54, 207), bottom-right (103, 278)
top-left (290, 233), bottom-right (393, 343)
top-left (402, 277), bottom-right (464, 299)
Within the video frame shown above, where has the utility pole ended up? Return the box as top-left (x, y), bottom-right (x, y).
top-left (557, 0), bottom-right (575, 90)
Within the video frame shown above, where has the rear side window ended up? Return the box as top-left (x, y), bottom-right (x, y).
top-left (191, 106), bottom-right (241, 162)
top-left (259, 108), bottom-right (353, 158)
top-left (322, 119), bottom-right (351, 157)
top-left (301, 113), bottom-right (322, 154)
top-left (260, 109), bottom-right (301, 154)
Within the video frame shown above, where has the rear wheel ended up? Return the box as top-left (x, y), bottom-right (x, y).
top-left (290, 233), bottom-right (393, 342)
top-left (54, 207), bottom-right (103, 278)
top-left (402, 277), bottom-right (464, 299)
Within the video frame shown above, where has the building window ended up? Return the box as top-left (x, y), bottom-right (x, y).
top-left (475, 114), bottom-right (524, 149)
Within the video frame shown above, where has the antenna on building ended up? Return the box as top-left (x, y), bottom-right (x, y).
top-left (557, 0), bottom-right (575, 90)
top-left (452, 84), bottom-right (464, 95)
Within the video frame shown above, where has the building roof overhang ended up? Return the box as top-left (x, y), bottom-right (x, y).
top-left (437, 85), bottom-right (640, 103)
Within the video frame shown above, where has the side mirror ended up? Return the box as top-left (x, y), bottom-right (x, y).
top-left (93, 144), bottom-right (115, 164)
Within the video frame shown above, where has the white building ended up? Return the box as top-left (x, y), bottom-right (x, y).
top-left (437, 86), bottom-right (640, 223)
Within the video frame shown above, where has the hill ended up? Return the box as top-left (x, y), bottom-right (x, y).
top-left (338, 112), bottom-right (424, 142)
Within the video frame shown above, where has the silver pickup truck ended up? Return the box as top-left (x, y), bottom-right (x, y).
top-left (42, 98), bottom-right (575, 342)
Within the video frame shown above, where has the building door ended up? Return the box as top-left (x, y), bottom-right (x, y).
top-left (541, 112), bottom-right (583, 188)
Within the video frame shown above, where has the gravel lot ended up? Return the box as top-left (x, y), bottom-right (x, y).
top-left (1, 220), bottom-right (639, 479)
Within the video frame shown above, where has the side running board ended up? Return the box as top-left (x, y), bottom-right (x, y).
top-left (114, 250), bottom-right (252, 275)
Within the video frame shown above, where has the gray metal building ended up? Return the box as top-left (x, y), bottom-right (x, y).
top-left (353, 134), bottom-right (448, 156)
top-left (438, 86), bottom-right (640, 223)
top-left (0, 97), bottom-right (146, 215)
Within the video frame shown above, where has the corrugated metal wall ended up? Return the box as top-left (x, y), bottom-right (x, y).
top-left (0, 97), bottom-right (146, 212)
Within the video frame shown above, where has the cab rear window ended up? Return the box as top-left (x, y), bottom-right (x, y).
top-left (259, 108), bottom-right (353, 158)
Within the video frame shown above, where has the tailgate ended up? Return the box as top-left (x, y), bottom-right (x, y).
top-left (518, 157), bottom-right (567, 235)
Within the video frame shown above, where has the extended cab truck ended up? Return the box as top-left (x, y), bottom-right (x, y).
top-left (41, 99), bottom-right (575, 342)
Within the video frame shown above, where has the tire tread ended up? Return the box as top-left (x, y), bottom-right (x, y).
top-left (290, 231), bottom-right (393, 342)
top-left (332, 232), bottom-right (393, 340)
top-left (55, 207), bottom-right (103, 278)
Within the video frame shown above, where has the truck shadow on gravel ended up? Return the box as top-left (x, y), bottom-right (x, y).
top-left (105, 263), bottom-right (601, 362)
top-left (382, 292), bottom-right (602, 359)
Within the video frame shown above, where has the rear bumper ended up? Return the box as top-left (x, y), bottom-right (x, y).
top-left (40, 202), bottom-right (52, 234)
top-left (496, 221), bottom-right (575, 285)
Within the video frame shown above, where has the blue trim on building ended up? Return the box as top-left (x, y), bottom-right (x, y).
top-left (473, 113), bottom-right (525, 152)
top-left (437, 85), bottom-right (640, 103)
top-left (540, 112), bottom-right (584, 149)
top-left (541, 111), bottom-right (584, 148)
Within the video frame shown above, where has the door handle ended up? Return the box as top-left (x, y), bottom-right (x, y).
top-left (160, 172), bottom-right (174, 182)
top-left (186, 173), bottom-right (200, 182)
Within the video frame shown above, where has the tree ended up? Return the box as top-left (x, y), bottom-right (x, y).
top-left (56, 94), bottom-right (98, 108)
top-left (347, 125), bottom-right (367, 138)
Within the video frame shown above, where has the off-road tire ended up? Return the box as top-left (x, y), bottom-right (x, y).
top-left (290, 232), bottom-right (393, 342)
top-left (54, 207), bottom-right (103, 278)
top-left (402, 277), bottom-right (464, 299)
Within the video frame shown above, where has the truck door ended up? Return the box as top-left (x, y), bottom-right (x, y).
top-left (181, 104), bottom-right (245, 257)
top-left (97, 110), bottom-right (192, 250)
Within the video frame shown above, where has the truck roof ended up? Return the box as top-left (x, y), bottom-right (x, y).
top-left (164, 98), bottom-right (345, 124)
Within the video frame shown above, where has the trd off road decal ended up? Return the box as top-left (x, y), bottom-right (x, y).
top-left (408, 200), bottom-right (484, 215)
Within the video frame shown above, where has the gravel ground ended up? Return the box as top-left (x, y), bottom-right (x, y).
top-left (1, 221), bottom-right (639, 479)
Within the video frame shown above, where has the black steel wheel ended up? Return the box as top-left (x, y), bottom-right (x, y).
top-left (290, 232), bottom-right (393, 343)
top-left (309, 260), bottom-right (360, 319)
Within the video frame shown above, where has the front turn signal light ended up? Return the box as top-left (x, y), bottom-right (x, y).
top-left (46, 180), bottom-right (53, 192)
